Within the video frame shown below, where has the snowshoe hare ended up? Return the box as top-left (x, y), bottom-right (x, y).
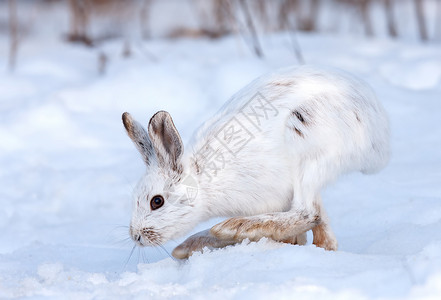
top-left (122, 66), bottom-right (390, 259)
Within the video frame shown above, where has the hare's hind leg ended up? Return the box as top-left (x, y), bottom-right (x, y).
top-left (210, 185), bottom-right (321, 245)
top-left (210, 210), bottom-right (320, 245)
top-left (312, 198), bottom-right (338, 251)
top-left (172, 228), bottom-right (307, 259)
top-left (210, 193), bottom-right (337, 251)
top-left (312, 223), bottom-right (337, 250)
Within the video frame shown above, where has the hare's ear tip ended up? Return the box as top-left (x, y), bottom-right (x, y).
top-left (150, 110), bottom-right (173, 125)
top-left (122, 112), bottom-right (133, 129)
top-left (152, 110), bottom-right (171, 118)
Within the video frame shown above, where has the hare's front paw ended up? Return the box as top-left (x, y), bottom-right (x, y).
top-left (172, 229), bottom-right (237, 259)
top-left (312, 223), bottom-right (338, 251)
top-left (210, 217), bottom-right (268, 242)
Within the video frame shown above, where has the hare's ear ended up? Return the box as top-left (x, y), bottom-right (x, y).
top-left (122, 112), bottom-right (154, 165)
top-left (148, 111), bottom-right (183, 172)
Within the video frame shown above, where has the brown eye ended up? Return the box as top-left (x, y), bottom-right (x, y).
top-left (150, 195), bottom-right (164, 210)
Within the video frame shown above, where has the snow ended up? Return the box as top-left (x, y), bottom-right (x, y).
top-left (1, 24), bottom-right (441, 300)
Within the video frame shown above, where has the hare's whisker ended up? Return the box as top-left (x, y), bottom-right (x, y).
top-left (122, 244), bottom-right (137, 271)
top-left (159, 244), bottom-right (174, 260)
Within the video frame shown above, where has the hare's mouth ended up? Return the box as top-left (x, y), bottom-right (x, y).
top-left (130, 227), bottom-right (162, 246)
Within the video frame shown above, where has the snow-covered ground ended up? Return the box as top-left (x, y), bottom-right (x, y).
top-left (1, 23), bottom-right (441, 299)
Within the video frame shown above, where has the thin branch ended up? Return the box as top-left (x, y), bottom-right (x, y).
top-left (360, 0), bottom-right (373, 36)
top-left (8, 0), bottom-right (18, 72)
top-left (280, 3), bottom-right (305, 65)
top-left (436, 0), bottom-right (441, 40)
top-left (414, 0), bottom-right (428, 41)
top-left (256, 0), bottom-right (269, 31)
top-left (384, 0), bottom-right (398, 37)
top-left (140, 0), bottom-right (153, 39)
top-left (287, 20), bottom-right (305, 65)
top-left (278, 0), bottom-right (298, 31)
top-left (221, 0), bottom-right (245, 54)
top-left (303, 0), bottom-right (320, 32)
top-left (238, 0), bottom-right (263, 58)
top-left (67, 0), bottom-right (93, 46)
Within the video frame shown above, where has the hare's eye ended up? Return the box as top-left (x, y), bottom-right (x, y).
top-left (150, 195), bottom-right (164, 210)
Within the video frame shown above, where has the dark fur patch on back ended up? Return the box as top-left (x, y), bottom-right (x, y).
top-left (293, 110), bottom-right (305, 123)
top-left (355, 112), bottom-right (361, 122)
top-left (294, 127), bottom-right (304, 138)
top-left (272, 80), bottom-right (294, 87)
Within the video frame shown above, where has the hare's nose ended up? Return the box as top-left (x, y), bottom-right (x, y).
top-left (131, 233), bottom-right (143, 246)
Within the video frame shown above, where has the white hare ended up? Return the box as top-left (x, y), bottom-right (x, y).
top-left (122, 65), bottom-right (390, 259)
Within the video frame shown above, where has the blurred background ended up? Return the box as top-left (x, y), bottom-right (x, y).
top-left (2, 0), bottom-right (441, 72)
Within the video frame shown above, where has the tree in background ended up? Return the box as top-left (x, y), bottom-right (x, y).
top-left (8, 0), bottom-right (18, 71)
top-left (414, 0), bottom-right (428, 41)
top-left (384, 0), bottom-right (398, 38)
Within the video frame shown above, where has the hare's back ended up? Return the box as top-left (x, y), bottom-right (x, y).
top-left (194, 65), bottom-right (389, 176)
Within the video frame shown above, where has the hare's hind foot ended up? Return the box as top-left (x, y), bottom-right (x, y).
top-left (173, 210), bottom-right (335, 259)
top-left (210, 212), bottom-right (320, 245)
top-left (172, 228), bottom-right (307, 260)
top-left (312, 222), bottom-right (338, 251)
top-left (210, 213), bottom-right (337, 251)
top-left (172, 229), bottom-right (237, 259)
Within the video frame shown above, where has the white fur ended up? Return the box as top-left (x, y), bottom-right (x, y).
top-left (126, 65), bottom-right (390, 247)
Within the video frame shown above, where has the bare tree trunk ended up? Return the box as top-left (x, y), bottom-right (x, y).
top-left (238, 0), bottom-right (263, 58)
top-left (414, 0), bottom-right (428, 41)
top-left (436, 0), bottom-right (441, 40)
top-left (255, 0), bottom-right (269, 31)
top-left (68, 0), bottom-right (92, 46)
top-left (98, 51), bottom-right (108, 75)
top-left (279, 0), bottom-right (299, 31)
top-left (140, 0), bottom-right (152, 39)
top-left (8, 0), bottom-right (18, 71)
top-left (302, 0), bottom-right (320, 32)
top-left (384, 0), bottom-right (397, 37)
top-left (220, 0), bottom-right (244, 54)
top-left (278, 0), bottom-right (304, 64)
top-left (213, 0), bottom-right (231, 33)
top-left (360, 0), bottom-right (373, 36)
